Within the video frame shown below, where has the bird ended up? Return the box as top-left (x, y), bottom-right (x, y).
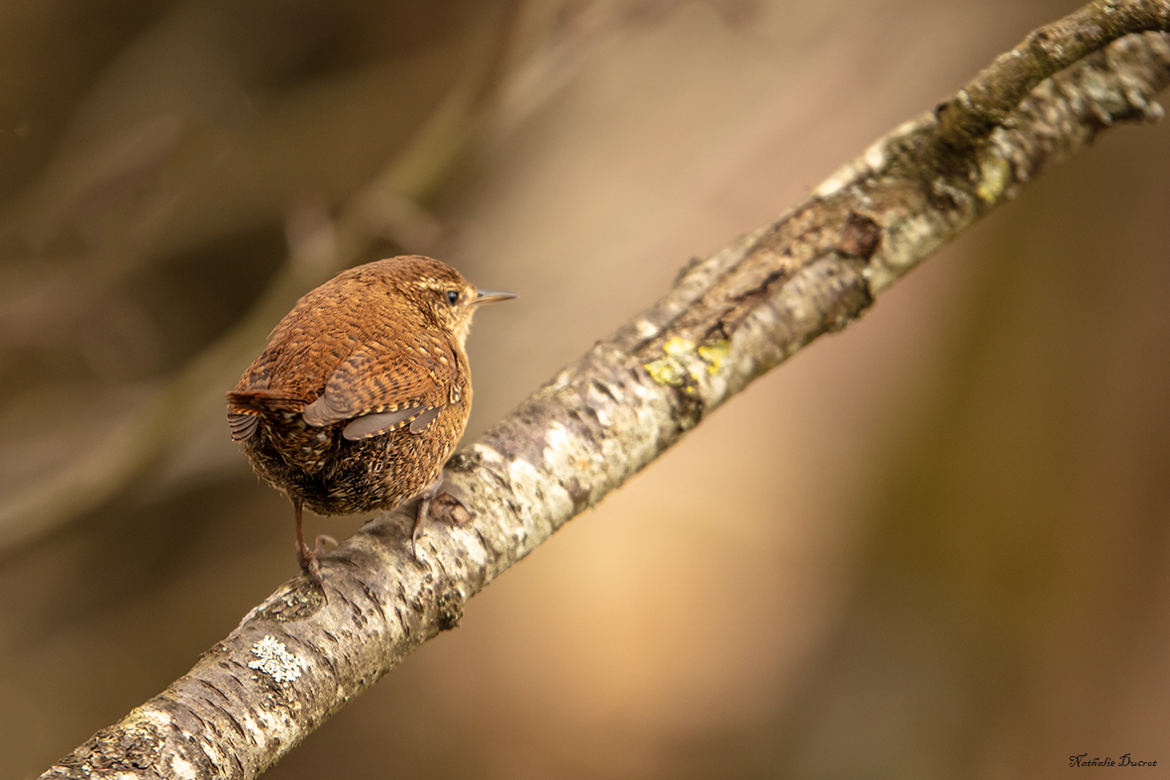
top-left (226, 255), bottom-right (514, 582)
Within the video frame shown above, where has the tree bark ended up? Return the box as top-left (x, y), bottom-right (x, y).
top-left (41, 3), bottom-right (1170, 778)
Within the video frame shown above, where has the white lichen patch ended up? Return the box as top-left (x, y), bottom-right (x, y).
top-left (169, 754), bottom-right (198, 780)
top-left (815, 158), bottom-right (864, 198)
top-left (864, 212), bottom-right (946, 293)
top-left (544, 421), bottom-right (572, 456)
top-left (458, 525), bottom-right (489, 568)
top-left (862, 136), bottom-right (890, 171)
top-left (505, 455), bottom-right (570, 543)
top-left (541, 422), bottom-right (586, 485)
top-left (592, 402), bottom-right (612, 427)
top-left (249, 703), bottom-right (299, 736)
top-left (507, 456), bottom-right (541, 487)
top-left (248, 635), bottom-right (304, 683)
top-left (634, 319), bottom-right (658, 339)
top-left (662, 337), bottom-right (694, 358)
top-left (129, 704), bottom-right (174, 730)
top-left (472, 442), bottom-right (504, 465)
top-left (235, 711), bottom-right (267, 744)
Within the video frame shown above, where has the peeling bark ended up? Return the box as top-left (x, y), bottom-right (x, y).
top-left (41, 4), bottom-right (1170, 778)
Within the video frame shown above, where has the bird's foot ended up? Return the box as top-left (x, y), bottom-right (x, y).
top-left (410, 481), bottom-right (473, 559)
top-left (297, 540), bottom-right (325, 587)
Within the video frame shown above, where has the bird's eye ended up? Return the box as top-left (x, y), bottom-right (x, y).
top-left (445, 289), bottom-right (460, 305)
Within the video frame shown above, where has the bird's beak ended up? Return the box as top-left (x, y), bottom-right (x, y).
top-left (475, 289), bottom-right (517, 305)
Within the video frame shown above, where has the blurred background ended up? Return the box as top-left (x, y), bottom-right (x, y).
top-left (2, 1), bottom-right (1168, 778)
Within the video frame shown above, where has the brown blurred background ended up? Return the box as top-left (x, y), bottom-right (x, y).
top-left (2, 1), bottom-right (1168, 778)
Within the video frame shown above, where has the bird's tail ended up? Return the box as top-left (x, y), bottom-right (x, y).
top-left (225, 390), bottom-right (308, 441)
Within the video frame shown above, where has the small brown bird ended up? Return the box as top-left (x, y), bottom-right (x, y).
top-left (227, 255), bottom-right (514, 581)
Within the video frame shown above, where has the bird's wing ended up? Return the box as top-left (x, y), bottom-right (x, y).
top-left (301, 331), bottom-right (460, 441)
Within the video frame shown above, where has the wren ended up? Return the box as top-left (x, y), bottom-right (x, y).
top-left (226, 255), bottom-right (514, 582)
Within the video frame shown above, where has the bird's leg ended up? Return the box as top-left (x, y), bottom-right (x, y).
top-left (411, 476), bottom-right (446, 559)
top-left (292, 496), bottom-right (323, 585)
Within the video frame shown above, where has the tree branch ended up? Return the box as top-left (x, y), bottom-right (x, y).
top-left (41, 3), bottom-right (1170, 778)
top-left (934, 0), bottom-right (1170, 155)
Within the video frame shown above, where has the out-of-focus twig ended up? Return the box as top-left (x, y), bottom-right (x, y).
top-left (0, 2), bottom-right (526, 559)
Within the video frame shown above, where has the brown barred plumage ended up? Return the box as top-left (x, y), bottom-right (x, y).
top-left (227, 255), bottom-right (513, 582)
